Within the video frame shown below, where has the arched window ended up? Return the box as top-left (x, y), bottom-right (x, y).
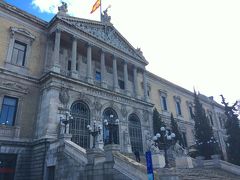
top-left (128, 114), bottom-right (143, 153)
top-left (102, 108), bottom-right (119, 145)
top-left (70, 101), bottom-right (90, 149)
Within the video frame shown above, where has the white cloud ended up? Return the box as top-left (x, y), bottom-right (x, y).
top-left (31, 0), bottom-right (99, 18)
top-left (31, 0), bottom-right (61, 14)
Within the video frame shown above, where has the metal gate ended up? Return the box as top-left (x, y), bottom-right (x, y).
top-left (70, 101), bottom-right (90, 149)
top-left (128, 114), bottom-right (143, 153)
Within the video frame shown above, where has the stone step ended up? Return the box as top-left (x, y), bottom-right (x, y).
top-left (121, 153), bottom-right (147, 166)
top-left (178, 168), bottom-right (240, 180)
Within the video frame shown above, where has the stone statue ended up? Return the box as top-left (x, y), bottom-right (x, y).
top-left (101, 7), bottom-right (111, 23)
top-left (58, 1), bottom-right (68, 15)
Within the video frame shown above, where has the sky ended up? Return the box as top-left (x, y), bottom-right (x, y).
top-left (5, 0), bottom-right (240, 105)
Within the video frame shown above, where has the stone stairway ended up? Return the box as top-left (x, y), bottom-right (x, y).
top-left (122, 153), bottom-right (239, 180)
top-left (158, 167), bottom-right (240, 180)
top-left (122, 152), bottom-right (147, 166)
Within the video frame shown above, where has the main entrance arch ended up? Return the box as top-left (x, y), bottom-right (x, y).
top-left (102, 108), bottom-right (119, 145)
top-left (128, 114), bottom-right (143, 153)
top-left (70, 101), bottom-right (90, 149)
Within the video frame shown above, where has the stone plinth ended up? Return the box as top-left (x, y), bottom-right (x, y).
top-left (196, 156), bottom-right (205, 167)
top-left (103, 144), bottom-right (120, 162)
top-left (86, 148), bottom-right (105, 165)
top-left (59, 133), bottom-right (72, 141)
top-left (175, 156), bottom-right (193, 168)
top-left (152, 153), bottom-right (165, 168)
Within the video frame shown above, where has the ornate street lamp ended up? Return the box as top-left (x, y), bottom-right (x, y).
top-left (60, 111), bottom-right (73, 134)
top-left (103, 114), bottom-right (119, 144)
top-left (87, 121), bottom-right (102, 148)
top-left (153, 126), bottom-right (176, 168)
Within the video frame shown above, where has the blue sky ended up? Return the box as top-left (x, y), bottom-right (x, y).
top-left (3, 0), bottom-right (240, 104)
top-left (5, 0), bottom-right (54, 21)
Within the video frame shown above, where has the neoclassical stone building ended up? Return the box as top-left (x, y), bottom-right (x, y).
top-left (0, 1), bottom-right (227, 179)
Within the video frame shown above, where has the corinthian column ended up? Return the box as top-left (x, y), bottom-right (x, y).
top-left (133, 66), bottom-right (140, 98)
top-left (51, 29), bottom-right (61, 73)
top-left (124, 60), bottom-right (130, 95)
top-left (71, 37), bottom-right (78, 78)
top-left (86, 43), bottom-right (93, 84)
top-left (143, 69), bottom-right (149, 101)
top-left (113, 56), bottom-right (119, 92)
top-left (101, 50), bottom-right (107, 88)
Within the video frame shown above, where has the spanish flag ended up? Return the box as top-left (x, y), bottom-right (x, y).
top-left (90, 0), bottom-right (101, 14)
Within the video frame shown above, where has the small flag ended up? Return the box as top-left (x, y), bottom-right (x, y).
top-left (90, 0), bottom-right (101, 14)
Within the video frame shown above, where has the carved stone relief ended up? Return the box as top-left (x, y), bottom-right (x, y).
top-left (59, 16), bottom-right (146, 62)
top-left (121, 105), bottom-right (128, 121)
top-left (143, 110), bottom-right (149, 122)
top-left (93, 98), bottom-right (102, 121)
top-left (59, 87), bottom-right (70, 106)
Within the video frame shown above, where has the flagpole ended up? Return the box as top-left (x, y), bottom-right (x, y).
top-left (100, 0), bottom-right (102, 21)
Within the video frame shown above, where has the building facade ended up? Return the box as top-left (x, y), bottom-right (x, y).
top-left (0, 1), bottom-right (227, 179)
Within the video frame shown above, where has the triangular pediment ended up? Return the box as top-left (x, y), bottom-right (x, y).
top-left (57, 16), bottom-right (148, 64)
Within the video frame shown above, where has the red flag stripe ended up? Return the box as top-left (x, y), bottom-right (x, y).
top-left (90, 0), bottom-right (101, 14)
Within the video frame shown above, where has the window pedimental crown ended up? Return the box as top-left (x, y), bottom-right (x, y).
top-left (186, 100), bottom-right (193, 107)
top-left (174, 95), bottom-right (181, 102)
top-left (10, 27), bottom-right (36, 42)
top-left (159, 89), bottom-right (167, 97)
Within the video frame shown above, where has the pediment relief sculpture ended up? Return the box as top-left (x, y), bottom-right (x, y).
top-left (59, 16), bottom-right (147, 63)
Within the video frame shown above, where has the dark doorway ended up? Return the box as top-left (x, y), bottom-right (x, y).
top-left (0, 154), bottom-right (17, 180)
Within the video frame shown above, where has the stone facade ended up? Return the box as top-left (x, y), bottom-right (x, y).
top-left (0, 1), bottom-right (228, 179)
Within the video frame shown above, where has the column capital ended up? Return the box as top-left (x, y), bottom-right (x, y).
top-left (85, 42), bottom-right (93, 48)
top-left (55, 28), bottom-right (62, 33)
top-left (99, 48), bottom-right (106, 54)
top-left (123, 60), bottom-right (128, 65)
top-left (112, 54), bottom-right (118, 60)
top-left (72, 35), bottom-right (78, 41)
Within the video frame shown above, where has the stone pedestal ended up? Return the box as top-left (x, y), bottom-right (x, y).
top-left (59, 133), bottom-right (72, 141)
top-left (86, 148), bottom-right (105, 165)
top-left (196, 156), bottom-right (205, 167)
top-left (175, 156), bottom-right (193, 168)
top-left (152, 153), bottom-right (165, 168)
top-left (71, 71), bottom-right (78, 79)
top-left (103, 144), bottom-right (120, 162)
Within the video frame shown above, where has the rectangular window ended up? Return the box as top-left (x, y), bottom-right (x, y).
top-left (47, 166), bottom-right (55, 180)
top-left (0, 96), bottom-right (18, 126)
top-left (209, 114), bottom-right (214, 126)
top-left (182, 132), bottom-right (188, 148)
top-left (95, 71), bottom-right (101, 82)
top-left (11, 40), bottom-right (27, 66)
top-left (118, 79), bottom-right (124, 90)
top-left (176, 101), bottom-right (182, 115)
top-left (67, 60), bottom-right (71, 71)
top-left (161, 96), bottom-right (167, 111)
top-left (189, 106), bottom-right (194, 119)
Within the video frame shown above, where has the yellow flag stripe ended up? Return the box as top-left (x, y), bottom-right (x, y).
top-left (91, 0), bottom-right (101, 14)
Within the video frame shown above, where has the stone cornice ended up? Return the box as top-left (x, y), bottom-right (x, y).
top-left (47, 16), bottom-right (148, 67)
top-left (146, 70), bottom-right (224, 109)
top-left (49, 22), bottom-right (146, 69)
top-left (0, 1), bottom-right (47, 27)
top-left (0, 67), bottom-right (39, 84)
top-left (39, 72), bottom-right (154, 108)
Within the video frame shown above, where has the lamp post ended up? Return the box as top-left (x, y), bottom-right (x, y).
top-left (60, 111), bottom-right (73, 134)
top-left (87, 121), bottom-right (102, 148)
top-left (103, 114), bottom-right (119, 144)
top-left (153, 126), bottom-right (176, 168)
